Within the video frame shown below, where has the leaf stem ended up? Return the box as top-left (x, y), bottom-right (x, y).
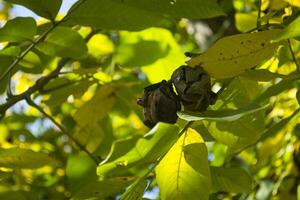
top-left (288, 39), bottom-right (300, 74)
top-left (25, 97), bottom-right (99, 164)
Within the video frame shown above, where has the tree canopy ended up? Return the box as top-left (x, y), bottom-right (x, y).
top-left (0, 0), bottom-right (300, 199)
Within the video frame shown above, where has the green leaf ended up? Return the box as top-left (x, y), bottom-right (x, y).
top-left (0, 148), bottom-right (56, 169)
top-left (65, 0), bottom-right (224, 31)
top-left (187, 30), bottom-right (282, 79)
top-left (6, 0), bottom-right (62, 20)
top-left (0, 17), bottom-right (36, 42)
top-left (201, 77), bottom-right (265, 156)
top-left (178, 103), bottom-right (268, 122)
top-left (36, 27), bottom-right (88, 59)
top-left (120, 178), bottom-right (147, 200)
top-left (0, 46), bottom-right (21, 57)
top-left (275, 16), bottom-right (300, 41)
top-left (72, 177), bottom-right (132, 200)
top-left (66, 154), bottom-right (97, 193)
top-left (211, 166), bottom-right (252, 193)
top-left (241, 69), bottom-right (286, 82)
top-left (97, 123), bottom-right (179, 178)
top-left (156, 128), bottom-right (211, 200)
top-left (139, 28), bottom-right (186, 83)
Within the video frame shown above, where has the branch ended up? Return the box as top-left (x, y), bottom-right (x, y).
top-left (0, 29), bottom-right (98, 120)
top-left (25, 97), bottom-right (99, 164)
top-left (0, 58), bottom-right (69, 120)
top-left (0, 0), bottom-right (89, 82)
top-left (288, 39), bottom-right (300, 74)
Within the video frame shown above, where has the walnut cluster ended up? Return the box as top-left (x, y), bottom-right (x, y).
top-left (137, 65), bottom-right (217, 128)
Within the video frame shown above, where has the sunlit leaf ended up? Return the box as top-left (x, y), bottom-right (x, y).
top-left (156, 128), bottom-right (211, 200)
top-left (0, 148), bottom-right (56, 169)
top-left (178, 103), bottom-right (268, 122)
top-left (36, 27), bottom-right (88, 59)
top-left (6, 0), bottom-right (62, 20)
top-left (0, 17), bottom-right (36, 42)
top-left (65, 0), bottom-right (224, 30)
top-left (211, 166), bottom-right (252, 193)
top-left (187, 30), bottom-right (282, 79)
top-left (97, 123), bottom-right (178, 178)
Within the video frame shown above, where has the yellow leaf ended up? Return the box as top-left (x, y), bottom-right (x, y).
top-left (187, 30), bottom-right (282, 79)
top-left (156, 128), bottom-right (211, 200)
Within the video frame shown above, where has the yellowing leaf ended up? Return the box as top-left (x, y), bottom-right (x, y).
top-left (235, 12), bottom-right (257, 32)
top-left (74, 85), bottom-right (116, 153)
top-left (87, 34), bottom-right (114, 58)
top-left (284, 0), bottom-right (300, 7)
top-left (187, 30), bottom-right (282, 79)
top-left (156, 128), bottom-right (211, 200)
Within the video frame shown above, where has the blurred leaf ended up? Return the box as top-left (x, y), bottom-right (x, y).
top-left (285, 0), bottom-right (300, 7)
top-left (211, 166), bottom-right (252, 193)
top-left (65, 0), bottom-right (224, 30)
top-left (138, 28), bottom-right (186, 83)
top-left (6, 0), bottom-right (62, 20)
top-left (44, 79), bottom-right (95, 107)
top-left (120, 178), bottom-right (147, 200)
top-left (36, 27), bottom-right (88, 59)
top-left (178, 103), bottom-right (268, 122)
top-left (261, 108), bottom-right (300, 141)
top-left (74, 85), bottom-right (116, 153)
top-left (0, 46), bottom-right (20, 56)
top-left (0, 17), bottom-right (36, 42)
top-left (235, 11), bottom-right (257, 32)
top-left (72, 177), bottom-right (132, 200)
top-left (253, 77), bottom-right (299, 104)
top-left (187, 30), bottom-right (282, 79)
top-left (241, 69), bottom-right (286, 82)
top-left (97, 123), bottom-right (178, 178)
top-left (66, 154), bottom-right (96, 193)
top-left (87, 33), bottom-right (114, 59)
top-left (0, 148), bottom-right (56, 169)
top-left (117, 35), bottom-right (169, 66)
top-left (156, 128), bottom-right (211, 200)
top-left (275, 16), bottom-right (300, 41)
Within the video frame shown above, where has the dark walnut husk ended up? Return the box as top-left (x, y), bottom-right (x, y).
top-left (137, 80), bottom-right (181, 128)
top-left (171, 65), bottom-right (217, 112)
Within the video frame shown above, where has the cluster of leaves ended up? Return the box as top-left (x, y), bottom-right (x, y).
top-left (0, 0), bottom-right (300, 199)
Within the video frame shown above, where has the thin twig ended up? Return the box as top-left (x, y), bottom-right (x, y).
top-left (257, 0), bottom-right (262, 29)
top-left (25, 97), bottom-right (99, 164)
top-left (288, 39), bottom-right (300, 74)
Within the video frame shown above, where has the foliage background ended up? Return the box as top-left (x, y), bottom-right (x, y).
top-left (0, 0), bottom-right (300, 199)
